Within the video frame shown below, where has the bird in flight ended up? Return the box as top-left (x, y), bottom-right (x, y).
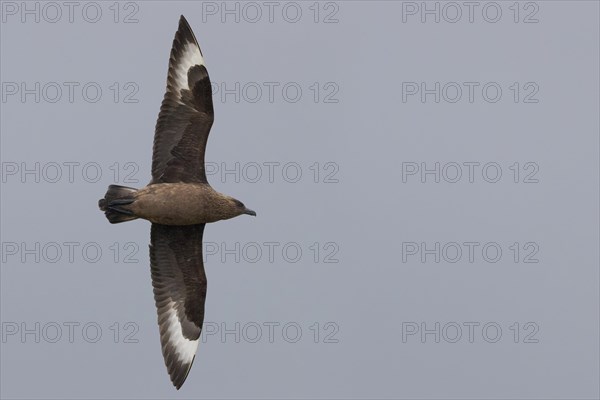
top-left (98, 15), bottom-right (256, 389)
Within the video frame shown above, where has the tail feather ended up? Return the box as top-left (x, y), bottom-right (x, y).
top-left (99, 185), bottom-right (139, 224)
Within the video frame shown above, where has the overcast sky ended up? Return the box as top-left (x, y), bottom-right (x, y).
top-left (1, 1), bottom-right (599, 399)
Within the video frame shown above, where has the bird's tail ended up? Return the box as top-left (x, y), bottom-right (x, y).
top-left (98, 185), bottom-right (139, 224)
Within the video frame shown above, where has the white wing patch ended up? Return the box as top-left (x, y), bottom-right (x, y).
top-left (169, 43), bottom-right (205, 95)
top-left (160, 300), bottom-right (199, 367)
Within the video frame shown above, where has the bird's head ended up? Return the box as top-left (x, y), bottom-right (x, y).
top-left (231, 198), bottom-right (256, 217)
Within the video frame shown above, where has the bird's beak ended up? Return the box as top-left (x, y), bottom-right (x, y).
top-left (244, 208), bottom-right (257, 216)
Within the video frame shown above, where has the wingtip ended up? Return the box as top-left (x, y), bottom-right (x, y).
top-left (169, 357), bottom-right (195, 390)
top-left (178, 15), bottom-right (193, 33)
top-left (175, 15), bottom-right (202, 55)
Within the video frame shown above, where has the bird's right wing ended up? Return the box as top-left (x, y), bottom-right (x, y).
top-left (151, 15), bottom-right (214, 184)
top-left (150, 223), bottom-right (207, 389)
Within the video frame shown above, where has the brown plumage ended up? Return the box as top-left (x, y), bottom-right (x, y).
top-left (98, 15), bottom-right (255, 390)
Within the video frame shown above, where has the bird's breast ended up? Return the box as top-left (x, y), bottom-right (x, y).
top-left (130, 183), bottom-right (225, 225)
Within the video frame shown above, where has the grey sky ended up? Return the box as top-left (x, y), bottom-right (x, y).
top-left (1, 1), bottom-right (599, 399)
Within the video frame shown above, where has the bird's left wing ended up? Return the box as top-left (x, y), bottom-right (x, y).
top-left (151, 15), bottom-right (214, 184)
top-left (150, 223), bottom-right (207, 389)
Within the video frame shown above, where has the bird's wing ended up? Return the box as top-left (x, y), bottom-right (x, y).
top-left (150, 223), bottom-right (207, 389)
top-left (151, 15), bottom-right (214, 184)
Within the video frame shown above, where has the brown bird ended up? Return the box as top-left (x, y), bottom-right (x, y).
top-left (98, 15), bottom-right (255, 389)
